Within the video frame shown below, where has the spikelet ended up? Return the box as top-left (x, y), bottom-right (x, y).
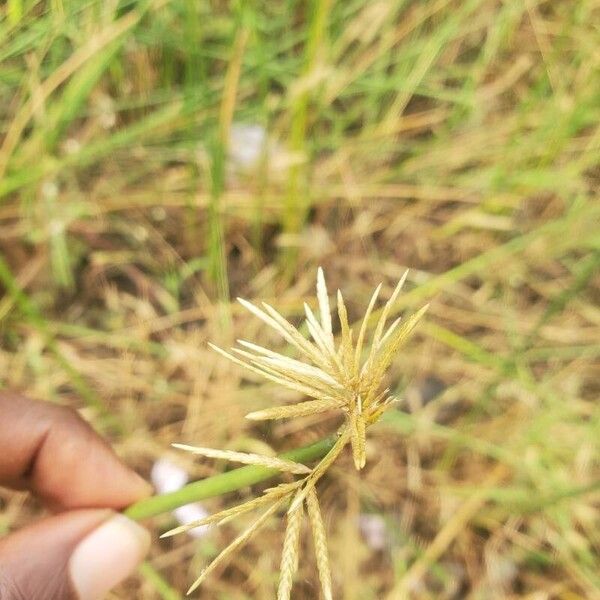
top-left (353, 283), bottom-right (382, 376)
top-left (172, 444), bottom-right (311, 474)
top-left (304, 302), bottom-right (344, 373)
top-left (161, 482), bottom-right (299, 538)
top-left (366, 395), bottom-right (396, 426)
top-left (371, 270), bottom-right (408, 349)
top-left (246, 398), bottom-right (345, 421)
top-left (316, 267), bottom-right (334, 349)
top-left (245, 352), bottom-right (341, 387)
top-left (236, 298), bottom-right (313, 360)
top-left (260, 301), bottom-right (325, 364)
top-left (336, 289), bottom-right (354, 374)
top-left (226, 342), bottom-right (343, 397)
top-left (364, 303), bottom-right (430, 400)
top-left (350, 405), bottom-right (367, 470)
top-left (277, 496), bottom-right (304, 600)
top-left (236, 340), bottom-right (339, 384)
top-left (377, 316), bottom-right (402, 349)
top-left (209, 343), bottom-right (334, 399)
top-left (306, 488), bottom-right (333, 600)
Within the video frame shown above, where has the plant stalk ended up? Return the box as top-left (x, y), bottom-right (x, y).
top-left (125, 435), bottom-right (336, 521)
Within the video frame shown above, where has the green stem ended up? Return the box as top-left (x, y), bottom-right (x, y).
top-left (125, 435), bottom-right (336, 521)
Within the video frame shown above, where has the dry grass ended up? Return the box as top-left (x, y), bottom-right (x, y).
top-left (1, 0), bottom-right (599, 598)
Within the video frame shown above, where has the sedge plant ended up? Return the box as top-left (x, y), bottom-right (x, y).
top-left (130, 268), bottom-right (428, 598)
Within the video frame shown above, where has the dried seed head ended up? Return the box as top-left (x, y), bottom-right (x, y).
top-left (173, 269), bottom-right (427, 596)
top-left (213, 268), bottom-right (427, 470)
top-left (277, 498), bottom-right (304, 600)
top-left (306, 488), bottom-right (333, 600)
top-left (172, 443), bottom-right (311, 474)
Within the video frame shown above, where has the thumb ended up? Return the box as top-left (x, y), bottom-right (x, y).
top-left (0, 509), bottom-right (150, 600)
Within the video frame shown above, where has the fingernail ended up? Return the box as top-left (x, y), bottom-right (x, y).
top-left (69, 513), bottom-right (150, 600)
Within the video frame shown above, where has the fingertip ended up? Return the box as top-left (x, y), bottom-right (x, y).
top-left (0, 509), bottom-right (112, 599)
top-left (69, 514), bottom-right (150, 600)
top-left (0, 393), bottom-right (152, 510)
top-left (31, 409), bottom-right (152, 509)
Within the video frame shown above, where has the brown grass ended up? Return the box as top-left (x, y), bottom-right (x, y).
top-left (1, 0), bottom-right (599, 598)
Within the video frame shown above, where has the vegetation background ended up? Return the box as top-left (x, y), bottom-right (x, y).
top-left (1, 0), bottom-right (599, 598)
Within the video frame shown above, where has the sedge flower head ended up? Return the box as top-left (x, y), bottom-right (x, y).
top-left (168, 269), bottom-right (427, 598)
top-left (211, 267), bottom-right (428, 469)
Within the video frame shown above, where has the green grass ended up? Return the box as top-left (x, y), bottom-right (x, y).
top-left (1, 0), bottom-right (599, 598)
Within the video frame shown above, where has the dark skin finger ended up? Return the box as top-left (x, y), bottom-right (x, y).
top-left (0, 393), bottom-right (152, 600)
top-left (0, 392), bottom-right (152, 509)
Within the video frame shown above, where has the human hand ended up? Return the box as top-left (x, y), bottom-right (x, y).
top-left (0, 392), bottom-right (153, 599)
